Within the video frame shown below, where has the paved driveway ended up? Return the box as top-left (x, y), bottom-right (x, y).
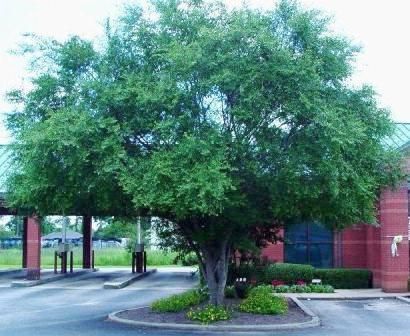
top-left (0, 270), bottom-right (410, 336)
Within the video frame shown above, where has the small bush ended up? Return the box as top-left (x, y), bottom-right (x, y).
top-left (273, 285), bottom-right (290, 293)
top-left (264, 263), bottom-right (314, 284)
top-left (239, 285), bottom-right (288, 315)
top-left (309, 284), bottom-right (334, 293)
top-left (151, 289), bottom-right (207, 312)
top-left (234, 281), bottom-right (251, 299)
top-left (224, 285), bottom-right (236, 298)
top-left (289, 284), bottom-right (311, 293)
top-left (187, 305), bottom-right (231, 324)
top-left (272, 284), bottom-right (334, 293)
top-left (247, 284), bottom-right (273, 296)
top-left (174, 253), bottom-right (199, 266)
top-left (313, 268), bottom-right (372, 289)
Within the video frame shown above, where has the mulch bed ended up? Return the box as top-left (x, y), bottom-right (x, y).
top-left (116, 298), bottom-right (311, 326)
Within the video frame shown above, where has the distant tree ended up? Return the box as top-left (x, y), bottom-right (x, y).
top-left (4, 216), bottom-right (56, 235)
top-left (40, 217), bottom-right (57, 235)
top-left (6, 0), bottom-right (403, 305)
top-left (4, 216), bottom-right (23, 236)
top-left (95, 216), bottom-right (152, 248)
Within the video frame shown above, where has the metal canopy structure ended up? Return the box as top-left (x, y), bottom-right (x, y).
top-left (382, 123), bottom-right (410, 151)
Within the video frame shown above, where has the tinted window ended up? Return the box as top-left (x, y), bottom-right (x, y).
top-left (285, 222), bottom-right (333, 268)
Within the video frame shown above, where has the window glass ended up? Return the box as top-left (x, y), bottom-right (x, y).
top-left (309, 243), bottom-right (333, 268)
top-left (284, 243), bottom-right (308, 264)
top-left (286, 223), bottom-right (307, 242)
top-left (284, 221), bottom-right (333, 268)
top-left (309, 222), bottom-right (333, 242)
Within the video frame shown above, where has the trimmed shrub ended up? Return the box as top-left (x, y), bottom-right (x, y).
top-left (273, 285), bottom-right (290, 293)
top-left (272, 284), bottom-right (334, 293)
top-left (264, 263), bottom-right (314, 284)
top-left (187, 305), bottom-right (231, 324)
top-left (151, 289), bottom-right (207, 312)
top-left (224, 285), bottom-right (236, 298)
top-left (248, 284), bottom-right (273, 296)
top-left (309, 284), bottom-right (334, 293)
top-left (227, 263), bottom-right (372, 289)
top-left (313, 268), bottom-right (372, 289)
top-left (239, 286), bottom-right (288, 315)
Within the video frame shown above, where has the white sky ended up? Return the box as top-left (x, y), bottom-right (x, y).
top-left (0, 0), bottom-right (409, 144)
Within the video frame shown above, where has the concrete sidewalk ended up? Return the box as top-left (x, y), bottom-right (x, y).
top-left (284, 288), bottom-right (410, 300)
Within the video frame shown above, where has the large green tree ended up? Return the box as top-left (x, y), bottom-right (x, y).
top-left (6, 0), bottom-right (402, 304)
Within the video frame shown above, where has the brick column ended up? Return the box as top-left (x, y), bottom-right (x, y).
top-left (379, 184), bottom-right (409, 292)
top-left (366, 225), bottom-right (381, 287)
top-left (333, 231), bottom-right (343, 268)
top-left (26, 216), bottom-right (41, 280)
top-left (22, 217), bottom-right (27, 269)
top-left (82, 215), bottom-right (93, 269)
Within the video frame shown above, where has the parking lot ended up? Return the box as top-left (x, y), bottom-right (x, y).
top-left (0, 269), bottom-right (410, 336)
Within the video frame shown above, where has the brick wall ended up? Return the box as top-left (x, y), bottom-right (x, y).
top-left (341, 225), bottom-right (368, 268)
top-left (260, 229), bottom-right (284, 263)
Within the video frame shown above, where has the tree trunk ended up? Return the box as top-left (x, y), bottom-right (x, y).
top-left (200, 241), bottom-right (230, 306)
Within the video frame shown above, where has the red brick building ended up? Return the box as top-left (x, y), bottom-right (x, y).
top-left (262, 123), bottom-right (410, 292)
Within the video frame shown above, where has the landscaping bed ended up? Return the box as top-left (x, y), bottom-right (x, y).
top-left (111, 286), bottom-right (318, 331)
top-left (116, 298), bottom-right (310, 326)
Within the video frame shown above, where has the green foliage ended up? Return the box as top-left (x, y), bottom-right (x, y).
top-left (173, 252), bottom-right (199, 266)
top-left (229, 263), bottom-right (370, 289)
top-left (248, 284), bottom-right (274, 297)
top-left (151, 289), bottom-right (208, 313)
top-left (187, 305), bottom-right (231, 324)
top-left (224, 285), bottom-right (236, 299)
top-left (309, 284), bottom-right (335, 293)
top-left (0, 227), bottom-right (14, 239)
top-left (313, 268), bottom-right (372, 289)
top-left (0, 248), bottom-right (177, 267)
top-left (7, 108), bottom-right (129, 216)
top-left (264, 263), bottom-right (315, 284)
top-left (95, 218), bottom-right (136, 240)
top-left (239, 286), bottom-right (288, 315)
top-left (273, 284), bottom-right (334, 293)
top-left (6, 0), bottom-right (402, 305)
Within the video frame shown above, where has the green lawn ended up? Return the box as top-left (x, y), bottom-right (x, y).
top-left (0, 248), bottom-right (179, 268)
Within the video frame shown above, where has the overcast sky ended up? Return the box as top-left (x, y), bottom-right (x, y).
top-left (0, 0), bottom-right (409, 143)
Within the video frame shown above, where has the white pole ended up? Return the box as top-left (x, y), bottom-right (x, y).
top-left (62, 220), bottom-right (67, 244)
top-left (137, 217), bottom-right (141, 244)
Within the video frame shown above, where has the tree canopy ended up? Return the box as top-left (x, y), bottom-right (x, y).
top-left (6, 0), bottom-right (402, 304)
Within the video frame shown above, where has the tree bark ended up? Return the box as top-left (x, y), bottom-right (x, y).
top-left (201, 240), bottom-right (230, 306)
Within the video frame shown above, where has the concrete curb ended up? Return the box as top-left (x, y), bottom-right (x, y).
top-left (396, 296), bottom-right (410, 304)
top-left (290, 295), bottom-right (410, 301)
top-left (283, 289), bottom-right (410, 301)
top-left (104, 269), bottom-right (157, 289)
top-left (107, 297), bottom-right (320, 332)
top-left (11, 268), bottom-right (98, 287)
top-left (0, 268), bottom-right (24, 276)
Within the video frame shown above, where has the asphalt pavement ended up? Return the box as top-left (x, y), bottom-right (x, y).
top-left (0, 269), bottom-right (410, 336)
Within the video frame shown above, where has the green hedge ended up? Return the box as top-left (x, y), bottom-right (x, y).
top-left (227, 263), bottom-right (314, 285)
top-left (313, 268), bottom-right (372, 289)
top-left (228, 263), bottom-right (372, 289)
top-left (264, 263), bottom-right (314, 284)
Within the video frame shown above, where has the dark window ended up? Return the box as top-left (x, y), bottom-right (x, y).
top-left (285, 221), bottom-right (333, 268)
